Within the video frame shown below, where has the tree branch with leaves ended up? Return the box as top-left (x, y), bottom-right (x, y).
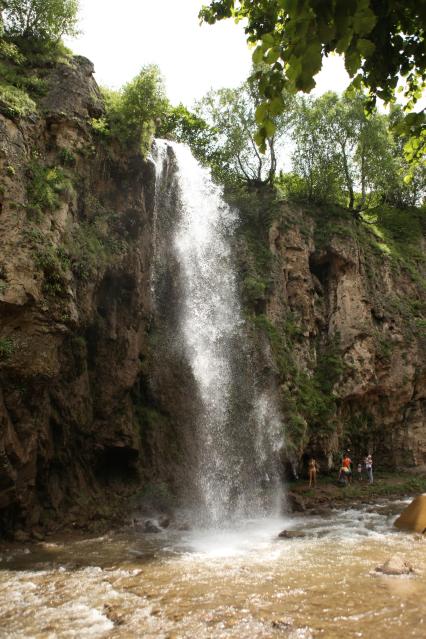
top-left (200, 0), bottom-right (425, 162)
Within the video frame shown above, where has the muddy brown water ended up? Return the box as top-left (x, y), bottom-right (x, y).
top-left (0, 499), bottom-right (425, 638)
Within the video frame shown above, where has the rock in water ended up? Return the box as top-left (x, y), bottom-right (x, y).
top-left (286, 492), bottom-right (306, 512)
top-left (394, 494), bottom-right (426, 533)
top-left (144, 520), bottom-right (162, 533)
top-left (158, 514), bottom-right (171, 529)
top-left (278, 529), bottom-right (306, 539)
top-left (376, 555), bottom-right (414, 575)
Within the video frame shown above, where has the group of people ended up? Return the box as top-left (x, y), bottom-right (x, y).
top-left (338, 452), bottom-right (373, 485)
top-left (307, 451), bottom-right (373, 488)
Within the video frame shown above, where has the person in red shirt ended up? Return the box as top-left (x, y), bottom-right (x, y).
top-left (338, 453), bottom-right (352, 484)
top-left (342, 453), bottom-right (352, 483)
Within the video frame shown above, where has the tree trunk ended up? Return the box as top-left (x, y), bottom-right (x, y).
top-left (267, 136), bottom-right (277, 184)
top-left (340, 144), bottom-right (354, 209)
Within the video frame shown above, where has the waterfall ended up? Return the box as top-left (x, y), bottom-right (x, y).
top-left (151, 140), bottom-right (283, 525)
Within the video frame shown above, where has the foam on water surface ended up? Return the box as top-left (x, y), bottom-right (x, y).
top-left (0, 502), bottom-right (425, 638)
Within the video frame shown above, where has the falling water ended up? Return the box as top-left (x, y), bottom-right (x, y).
top-left (152, 140), bottom-right (283, 524)
top-left (150, 141), bottom-right (169, 299)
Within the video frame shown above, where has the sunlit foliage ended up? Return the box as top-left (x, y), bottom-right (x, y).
top-left (3, 0), bottom-right (79, 41)
top-left (200, 1), bottom-right (425, 162)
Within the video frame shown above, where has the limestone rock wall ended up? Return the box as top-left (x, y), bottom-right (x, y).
top-left (265, 205), bottom-right (426, 471)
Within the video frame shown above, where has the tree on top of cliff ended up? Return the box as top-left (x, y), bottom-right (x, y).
top-left (199, 0), bottom-right (425, 164)
top-left (195, 80), bottom-right (294, 185)
top-left (282, 90), bottom-right (425, 209)
top-left (99, 65), bottom-right (170, 156)
top-left (157, 103), bottom-right (220, 167)
top-left (3, 0), bottom-right (79, 42)
top-left (290, 91), bottom-right (396, 209)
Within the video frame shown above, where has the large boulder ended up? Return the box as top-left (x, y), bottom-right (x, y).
top-left (375, 555), bottom-right (414, 575)
top-left (41, 56), bottom-right (104, 119)
top-left (394, 494), bottom-right (426, 533)
top-left (144, 520), bottom-right (162, 533)
top-left (286, 491), bottom-right (306, 512)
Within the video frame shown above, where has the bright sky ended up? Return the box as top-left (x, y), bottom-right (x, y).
top-left (67, 0), bottom-right (351, 106)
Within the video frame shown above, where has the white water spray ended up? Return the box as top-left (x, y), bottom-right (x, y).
top-left (152, 140), bottom-right (283, 524)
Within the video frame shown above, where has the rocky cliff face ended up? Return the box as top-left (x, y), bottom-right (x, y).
top-left (1, 57), bottom-right (425, 536)
top-left (0, 56), bottom-right (188, 536)
top-left (260, 203), bottom-right (426, 473)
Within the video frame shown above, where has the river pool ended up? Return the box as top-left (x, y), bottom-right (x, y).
top-left (0, 499), bottom-right (425, 638)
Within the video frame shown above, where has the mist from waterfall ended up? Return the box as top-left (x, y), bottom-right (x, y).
top-left (151, 140), bottom-right (283, 525)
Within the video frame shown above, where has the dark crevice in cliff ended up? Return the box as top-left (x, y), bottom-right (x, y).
top-left (308, 253), bottom-right (330, 290)
top-left (95, 446), bottom-right (140, 485)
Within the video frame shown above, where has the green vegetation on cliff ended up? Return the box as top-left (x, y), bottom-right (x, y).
top-left (230, 180), bottom-right (425, 462)
top-left (0, 0), bottom-right (79, 116)
top-left (26, 160), bottom-right (72, 219)
top-left (92, 65), bottom-right (169, 155)
top-left (0, 337), bottom-right (14, 360)
top-left (0, 32), bottom-right (72, 118)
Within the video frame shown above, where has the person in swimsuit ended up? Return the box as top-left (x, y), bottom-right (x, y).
top-left (308, 458), bottom-right (318, 488)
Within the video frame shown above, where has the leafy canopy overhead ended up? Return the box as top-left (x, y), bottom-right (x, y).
top-left (200, 0), bottom-right (425, 155)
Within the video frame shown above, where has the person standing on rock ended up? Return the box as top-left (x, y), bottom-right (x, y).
top-left (365, 454), bottom-right (373, 484)
top-left (308, 458), bottom-right (318, 488)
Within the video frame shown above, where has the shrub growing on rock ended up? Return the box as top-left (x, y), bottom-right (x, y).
top-left (0, 337), bottom-right (14, 360)
top-left (0, 81), bottom-right (36, 117)
top-left (26, 161), bottom-right (72, 219)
